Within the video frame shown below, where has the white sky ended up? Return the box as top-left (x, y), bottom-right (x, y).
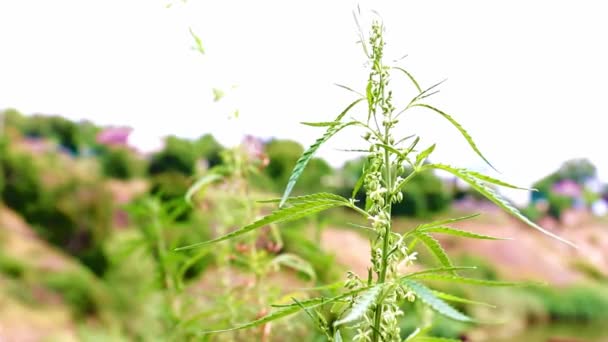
top-left (1, 1), bottom-right (607, 204)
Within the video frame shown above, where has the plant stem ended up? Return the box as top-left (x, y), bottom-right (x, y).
top-left (372, 108), bottom-right (394, 342)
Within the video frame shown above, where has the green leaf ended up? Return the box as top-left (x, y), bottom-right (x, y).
top-left (185, 173), bottom-right (224, 204)
top-left (334, 83), bottom-right (364, 97)
top-left (433, 290), bottom-right (496, 308)
top-left (415, 233), bottom-right (455, 274)
top-left (415, 144), bottom-right (436, 167)
top-left (270, 254), bottom-right (317, 281)
top-left (418, 214), bottom-right (480, 229)
top-left (402, 279), bottom-right (473, 323)
top-left (334, 286), bottom-right (381, 326)
top-left (413, 104), bottom-right (496, 172)
top-left (280, 99), bottom-right (364, 207)
top-left (176, 193), bottom-right (350, 250)
top-left (420, 226), bottom-right (510, 241)
top-left (423, 163), bottom-right (576, 248)
top-left (410, 274), bottom-right (532, 287)
top-left (351, 159), bottom-right (369, 199)
top-left (404, 136), bottom-right (421, 156)
top-left (376, 143), bottom-right (404, 157)
top-left (200, 286), bottom-right (373, 334)
top-left (465, 170), bottom-right (533, 190)
top-left (413, 337), bottom-right (462, 342)
top-left (300, 121), bottom-right (342, 127)
top-left (334, 330), bottom-right (343, 342)
top-left (189, 27), bottom-right (205, 54)
top-left (212, 88), bottom-right (224, 102)
top-left (393, 66), bottom-right (422, 93)
top-left (403, 266), bottom-right (477, 279)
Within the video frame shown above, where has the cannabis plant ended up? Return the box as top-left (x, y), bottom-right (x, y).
top-left (179, 14), bottom-right (574, 342)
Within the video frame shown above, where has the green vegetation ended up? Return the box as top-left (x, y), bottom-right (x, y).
top-left (1, 8), bottom-right (607, 342)
top-left (177, 15), bottom-right (573, 342)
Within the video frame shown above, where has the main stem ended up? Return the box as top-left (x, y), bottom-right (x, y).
top-left (372, 120), bottom-right (393, 342)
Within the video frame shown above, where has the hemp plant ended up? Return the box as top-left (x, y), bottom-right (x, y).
top-left (178, 14), bottom-right (574, 342)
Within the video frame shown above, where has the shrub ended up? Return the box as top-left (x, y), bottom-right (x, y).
top-left (100, 147), bottom-right (144, 179)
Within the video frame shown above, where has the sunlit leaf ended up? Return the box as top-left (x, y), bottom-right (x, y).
top-left (433, 290), bottom-right (496, 308)
top-left (409, 273), bottom-right (534, 287)
top-left (415, 233), bottom-right (455, 274)
top-left (403, 266), bottom-right (477, 279)
top-left (422, 164), bottom-right (576, 248)
top-left (417, 214), bottom-right (480, 229)
top-left (415, 144), bottom-right (436, 167)
top-left (334, 286), bottom-right (381, 326)
top-left (402, 280), bottom-right (473, 323)
top-left (420, 226), bottom-right (510, 240)
top-left (393, 66), bottom-right (422, 93)
top-left (280, 117), bottom-right (361, 207)
top-left (200, 286), bottom-right (373, 334)
top-left (413, 104), bottom-right (496, 172)
top-left (270, 253), bottom-right (317, 281)
top-left (176, 193), bottom-right (350, 250)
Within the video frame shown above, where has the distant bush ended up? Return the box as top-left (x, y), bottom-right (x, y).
top-left (526, 285), bottom-right (608, 321)
top-left (1, 146), bottom-right (112, 274)
top-left (148, 136), bottom-right (196, 176)
top-left (100, 147), bottom-right (144, 179)
top-left (44, 271), bottom-right (99, 317)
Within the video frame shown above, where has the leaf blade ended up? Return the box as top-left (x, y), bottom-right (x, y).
top-left (280, 99), bottom-right (363, 207)
top-left (423, 164), bottom-right (576, 248)
top-left (416, 233), bottom-right (455, 274)
top-left (176, 193), bottom-right (350, 250)
top-left (421, 226), bottom-right (510, 241)
top-left (413, 104), bottom-right (496, 172)
top-left (403, 279), bottom-right (473, 323)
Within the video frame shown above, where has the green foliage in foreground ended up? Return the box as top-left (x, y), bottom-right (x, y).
top-left (178, 12), bottom-right (574, 342)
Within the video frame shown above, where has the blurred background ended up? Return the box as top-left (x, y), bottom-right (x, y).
top-left (1, 1), bottom-right (608, 341)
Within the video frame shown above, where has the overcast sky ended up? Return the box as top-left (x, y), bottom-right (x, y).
top-left (1, 1), bottom-right (607, 204)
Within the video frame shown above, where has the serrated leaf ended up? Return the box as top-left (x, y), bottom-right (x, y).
top-left (259, 192), bottom-right (350, 205)
top-left (465, 170), bottom-right (532, 190)
top-left (416, 233), bottom-right (455, 274)
top-left (334, 286), bottom-right (381, 327)
top-left (270, 253), bottom-right (317, 281)
top-left (185, 173), bottom-right (224, 204)
top-left (418, 214), bottom-right (480, 229)
top-left (422, 163), bottom-right (576, 248)
top-left (413, 104), bottom-right (496, 172)
top-left (176, 193), bottom-right (350, 250)
top-left (200, 286), bottom-right (373, 334)
top-left (415, 144), bottom-right (436, 167)
top-left (301, 121), bottom-right (342, 127)
top-left (334, 83), bottom-right (364, 97)
top-left (403, 266), bottom-right (477, 279)
top-left (420, 226), bottom-right (509, 240)
top-left (280, 100), bottom-right (363, 207)
top-left (432, 290), bottom-right (496, 308)
top-left (409, 274), bottom-right (532, 287)
top-left (402, 279), bottom-right (473, 323)
top-left (393, 66), bottom-right (422, 93)
top-left (413, 79), bottom-right (447, 102)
